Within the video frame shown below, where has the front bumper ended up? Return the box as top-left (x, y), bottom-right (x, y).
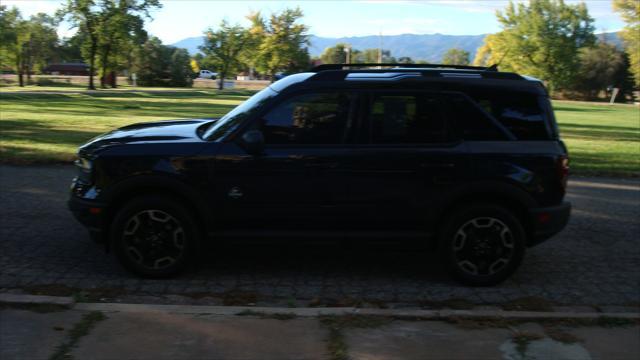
top-left (68, 196), bottom-right (106, 231)
top-left (69, 176), bottom-right (107, 242)
top-left (528, 201), bottom-right (572, 246)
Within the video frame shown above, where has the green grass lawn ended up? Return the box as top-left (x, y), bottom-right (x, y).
top-left (0, 90), bottom-right (252, 164)
top-left (0, 90), bottom-right (638, 176)
top-left (0, 84), bottom-right (211, 92)
top-left (553, 101), bottom-right (639, 177)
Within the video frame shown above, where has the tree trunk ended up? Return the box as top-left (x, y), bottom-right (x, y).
top-left (26, 37), bottom-right (33, 83)
top-left (100, 45), bottom-right (111, 88)
top-left (218, 71), bottom-right (225, 90)
top-left (16, 58), bottom-right (24, 87)
top-left (100, 56), bottom-right (106, 88)
top-left (88, 39), bottom-right (97, 90)
top-left (100, 64), bottom-right (107, 88)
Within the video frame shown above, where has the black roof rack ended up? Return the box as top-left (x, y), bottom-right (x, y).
top-left (311, 63), bottom-right (498, 72)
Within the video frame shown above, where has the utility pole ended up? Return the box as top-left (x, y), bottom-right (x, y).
top-left (378, 31), bottom-right (383, 64)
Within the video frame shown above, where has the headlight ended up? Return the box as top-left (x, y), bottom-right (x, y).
top-left (75, 157), bottom-right (93, 173)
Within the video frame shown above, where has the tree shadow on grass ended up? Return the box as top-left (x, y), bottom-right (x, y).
top-left (569, 152), bottom-right (640, 177)
top-left (0, 89), bottom-right (256, 100)
top-left (1, 119), bottom-right (102, 145)
top-left (2, 99), bottom-right (238, 119)
top-left (560, 122), bottom-right (640, 133)
top-left (553, 105), bottom-right (613, 113)
top-left (560, 123), bottom-right (640, 142)
top-left (0, 119), bottom-right (104, 163)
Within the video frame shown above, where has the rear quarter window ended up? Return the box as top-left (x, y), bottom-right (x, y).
top-left (469, 92), bottom-right (552, 140)
top-left (443, 94), bottom-right (509, 141)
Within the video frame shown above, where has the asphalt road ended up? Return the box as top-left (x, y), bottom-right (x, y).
top-left (0, 165), bottom-right (638, 307)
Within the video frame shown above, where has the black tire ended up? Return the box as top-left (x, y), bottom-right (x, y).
top-left (439, 203), bottom-right (526, 286)
top-left (111, 195), bottom-right (199, 278)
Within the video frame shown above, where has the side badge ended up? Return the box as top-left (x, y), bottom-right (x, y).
top-left (228, 187), bottom-right (243, 199)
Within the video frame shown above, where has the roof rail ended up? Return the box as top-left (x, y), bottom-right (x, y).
top-left (311, 63), bottom-right (497, 72)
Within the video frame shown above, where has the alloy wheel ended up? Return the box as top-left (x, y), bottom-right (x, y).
top-left (122, 210), bottom-right (186, 270)
top-left (452, 217), bottom-right (515, 276)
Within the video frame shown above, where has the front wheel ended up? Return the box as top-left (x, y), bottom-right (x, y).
top-left (111, 196), bottom-right (198, 278)
top-left (439, 204), bottom-right (526, 286)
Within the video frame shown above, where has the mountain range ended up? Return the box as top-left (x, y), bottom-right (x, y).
top-left (171, 32), bottom-right (622, 63)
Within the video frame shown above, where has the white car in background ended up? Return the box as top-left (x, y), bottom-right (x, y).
top-left (198, 70), bottom-right (217, 79)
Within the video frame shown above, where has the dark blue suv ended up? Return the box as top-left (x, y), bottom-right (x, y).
top-left (69, 64), bottom-right (571, 285)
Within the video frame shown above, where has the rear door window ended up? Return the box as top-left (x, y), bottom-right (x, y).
top-left (367, 92), bottom-right (450, 144)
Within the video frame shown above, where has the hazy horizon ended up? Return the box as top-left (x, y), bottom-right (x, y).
top-left (3, 0), bottom-right (625, 44)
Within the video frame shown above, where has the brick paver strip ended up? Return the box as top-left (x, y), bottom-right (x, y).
top-left (1, 165), bottom-right (639, 307)
top-left (0, 293), bottom-right (74, 307)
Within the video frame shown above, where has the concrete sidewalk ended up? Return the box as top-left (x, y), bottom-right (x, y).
top-left (1, 303), bottom-right (638, 360)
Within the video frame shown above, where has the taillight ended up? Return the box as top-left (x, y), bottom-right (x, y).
top-left (558, 155), bottom-right (569, 190)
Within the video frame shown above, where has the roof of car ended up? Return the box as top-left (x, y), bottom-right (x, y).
top-left (269, 64), bottom-right (545, 94)
top-left (309, 63), bottom-right (529, 81)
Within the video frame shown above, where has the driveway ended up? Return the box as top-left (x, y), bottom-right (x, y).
top-left (0, 165), bottom-right (638, 307)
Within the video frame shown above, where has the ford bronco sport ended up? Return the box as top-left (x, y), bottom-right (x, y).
top-left (69, 63), bottom-right (571, 286)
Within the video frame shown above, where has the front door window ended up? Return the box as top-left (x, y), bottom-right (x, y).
top-left (261, 92), bottom-right (353, 145)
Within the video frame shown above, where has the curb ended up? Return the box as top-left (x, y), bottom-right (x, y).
top-left (74, 302), bottom-right (640, 320)
top-left (2, 294), bottom-right (638, 320)
top-left (0, 293), bottom-right (75, 308)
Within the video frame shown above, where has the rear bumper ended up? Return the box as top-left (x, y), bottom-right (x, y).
top-left (528, 202), bottom-right (571, 246)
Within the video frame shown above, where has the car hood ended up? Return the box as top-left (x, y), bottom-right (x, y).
top-left (78, 119), bottom-right (215, 157)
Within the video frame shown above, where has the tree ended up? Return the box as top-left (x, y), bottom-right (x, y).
top-left (0, 6), bottom-right (17, 50)
top-left (133, 36), bottom-right (192, 87)
top-left (23, 14), bottom-right (59, 81)
top-left (134, 37), bottom-right (167, 86)
top-left (397, 56), bottom-right (413, 64)
top-left (190, 58), bottom-right (200, 74)
top-left (357, 48), bottom-right (395, 63)
top-left (442, 48), bottom-right (470, 66)
top-left (200, 20), bottom-right (249, 89)
top-left (473, 0), bottom-right (595, 91)
top-left (0, 6), bottom-right (21, 83)
top-left (613, 0), bottom-right (640, 88)
top-left (320, 43), bottom-right (351, 64)
top-left (94, 0), bottom-right (159, 88)
top-left (58, 0), bottom-right (102, 89)
top-left (248, 8), bottom-right (310, 79)
top-left (56, 33), bottom-right (86, 62)
top-left (571, 41), bottom-right (632, 100)
top-left (0, 7), bottom-right (58, 86)
top-left (169, 48), bottom-right (193, 87)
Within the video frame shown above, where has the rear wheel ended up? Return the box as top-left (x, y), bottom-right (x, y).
top-left (111, 196), bottom-right (198, 278)
top-left (439, 204), bottom-right (525, 286)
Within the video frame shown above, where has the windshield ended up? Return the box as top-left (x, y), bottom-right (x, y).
top-left (204, 87), bottom-right (277, 141)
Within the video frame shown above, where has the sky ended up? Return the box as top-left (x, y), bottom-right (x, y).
top-left (3, 0), bottom-right (626, 44)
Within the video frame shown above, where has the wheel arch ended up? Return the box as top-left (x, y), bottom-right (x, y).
top-left (433, 181), bottom-right (537, 246)
top-left (101, 175), bottom-right (214, 250)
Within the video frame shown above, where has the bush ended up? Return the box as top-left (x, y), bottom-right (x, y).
top-left (134, 37), bottom-right (193, 87)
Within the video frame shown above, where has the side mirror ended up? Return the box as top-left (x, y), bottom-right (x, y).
top-left (241, 129), bottom-right (265, 155)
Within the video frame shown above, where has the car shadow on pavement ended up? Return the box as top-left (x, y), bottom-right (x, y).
top-left (195, 239), bottom-right (447, 282)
